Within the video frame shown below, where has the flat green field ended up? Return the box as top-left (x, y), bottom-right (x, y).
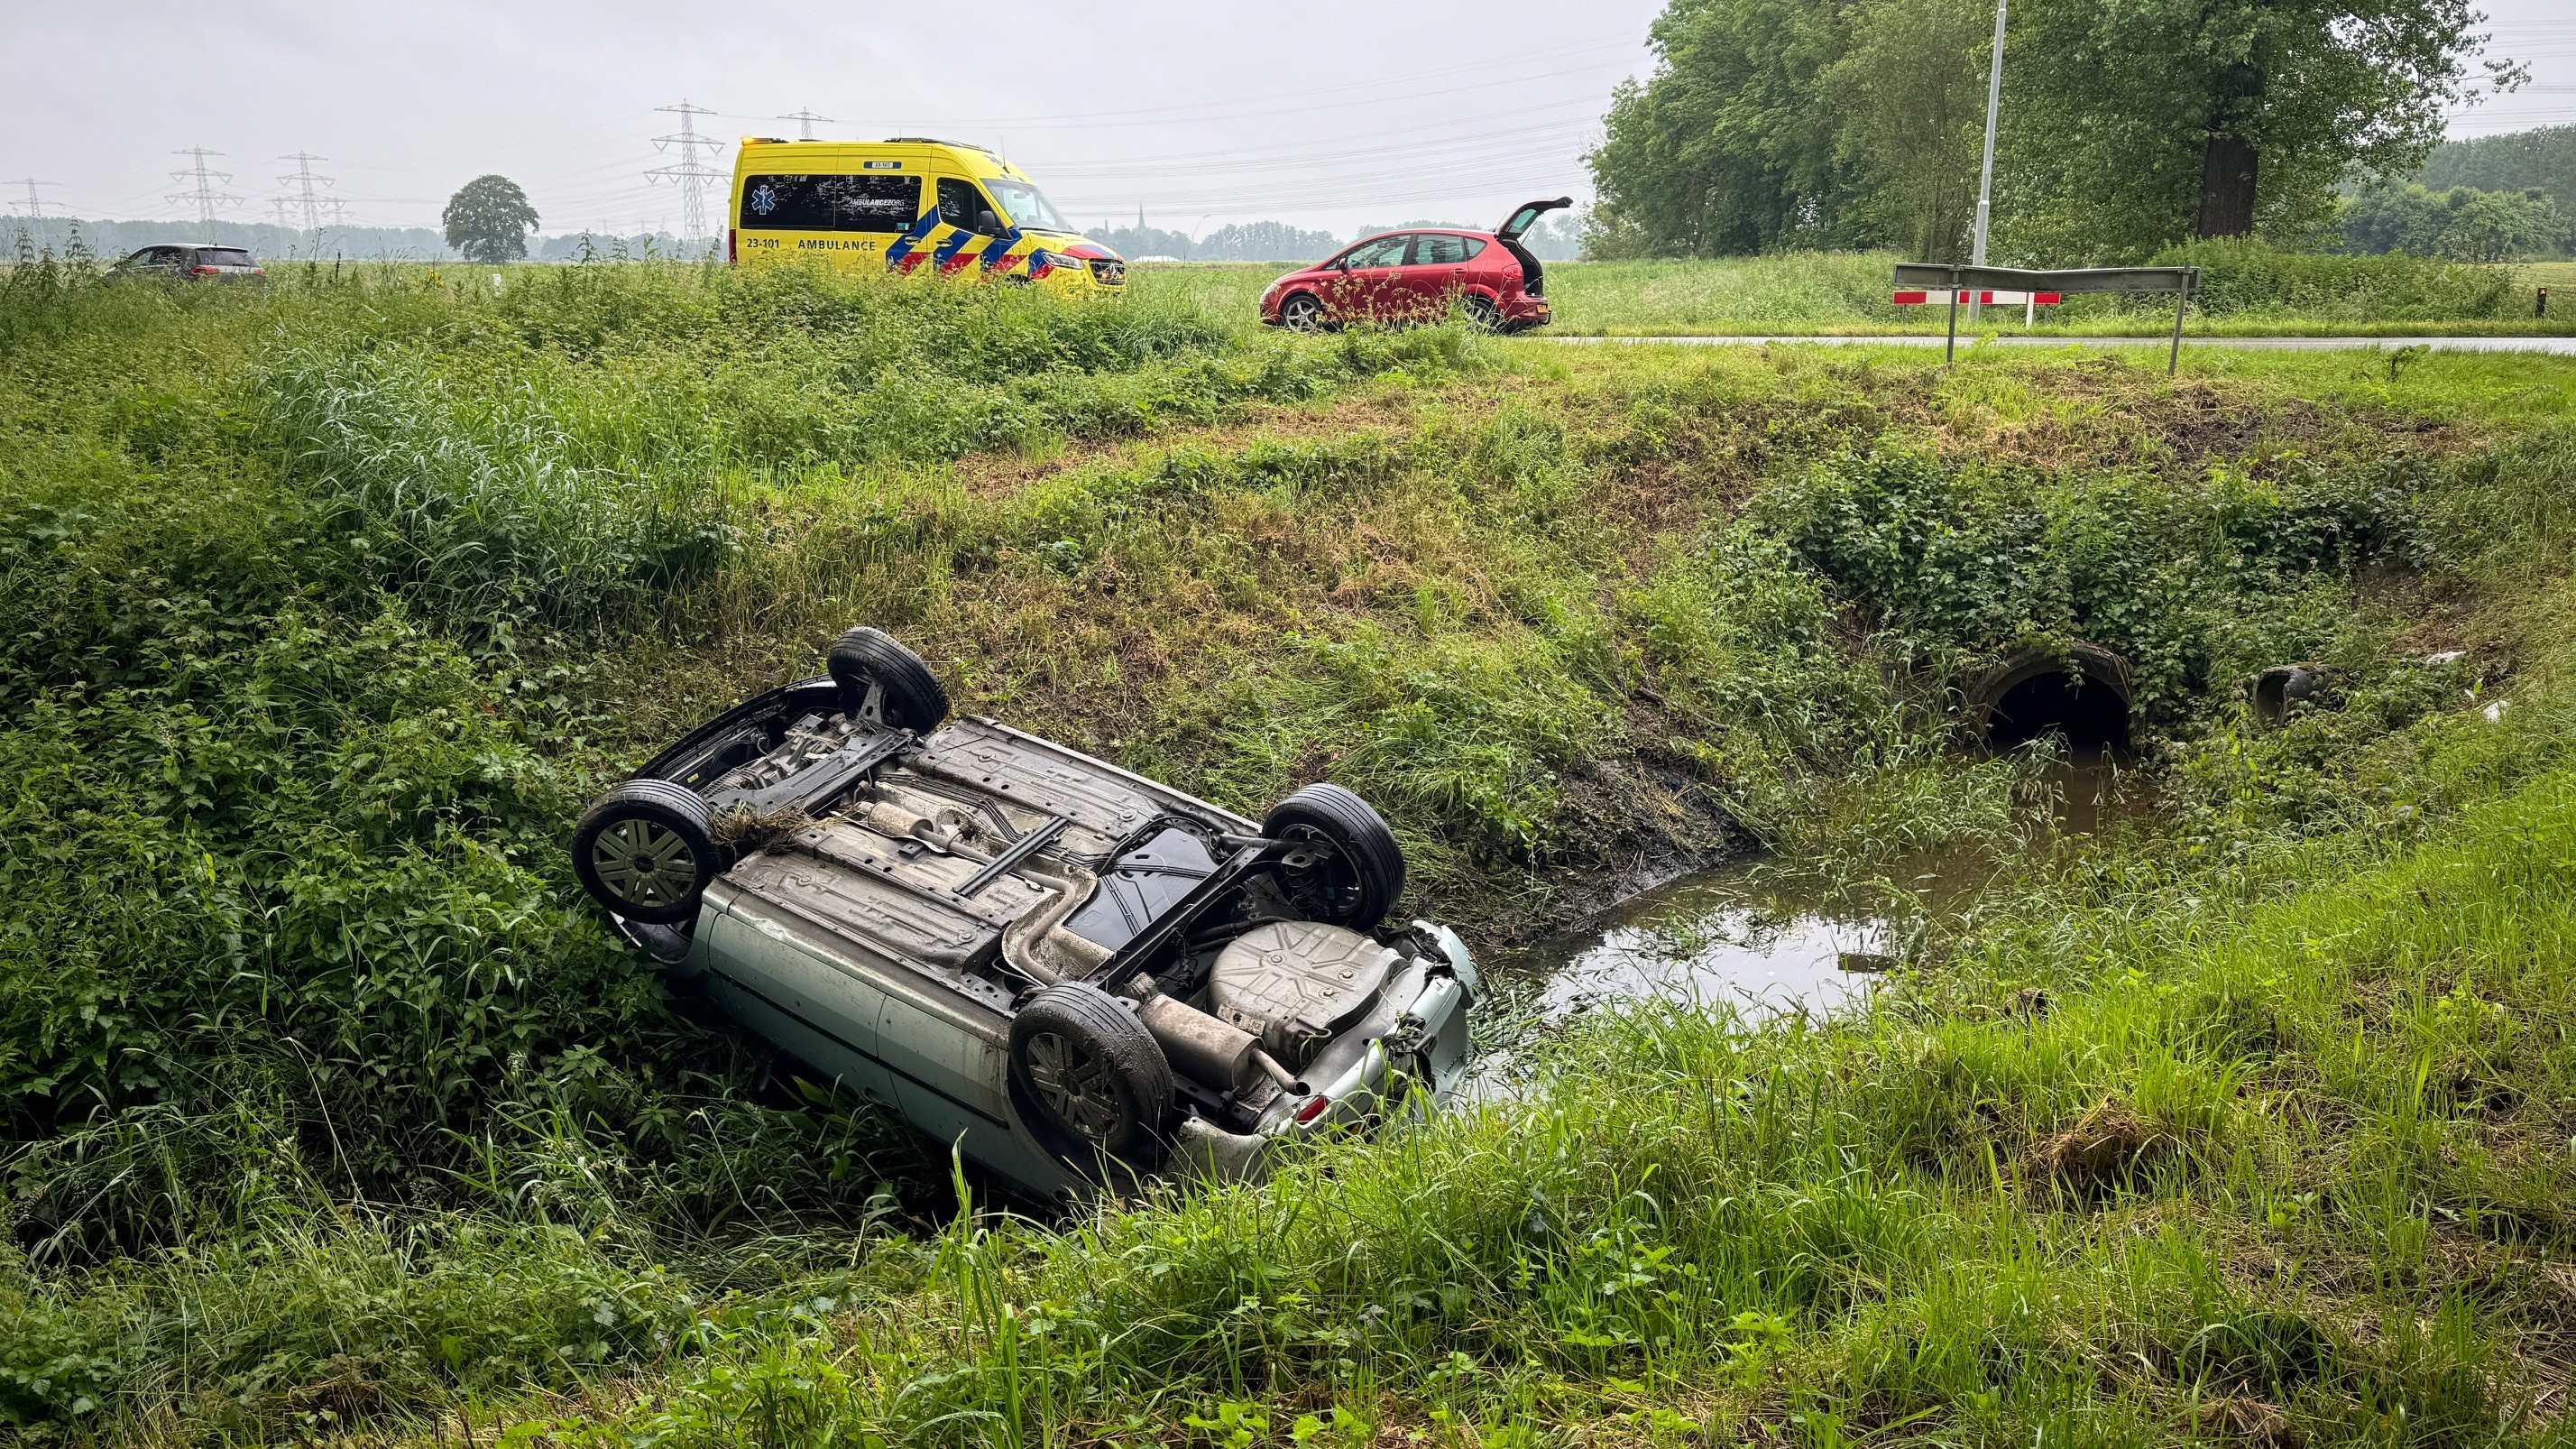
top-left (6, 261), bottom-right (2576, 1448)
top-left (1129, 252), bottom-right (2576, 337)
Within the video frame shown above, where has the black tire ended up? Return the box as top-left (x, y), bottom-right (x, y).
top-left (1007, 983), bottom-right (1173, 1168)
top-left (1278, 291), bottom-right (1325, 332)
top-left (573, 779), bottom-right (721, 926)
top-left (1461, 294), bottom-right (1503, 332)
top-left (827, 626), bottom-right (950, 732)
top-left (1261, 782), bottom-right (1405, 930)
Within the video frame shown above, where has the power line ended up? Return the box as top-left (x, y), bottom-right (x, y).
top-left (167, 146), bottom-right (241, 230)
top-left (780, 107), bottom-right (833, 141)
top-left (646, 100), bottom-right (722, 245)
top-left (278, 152), bottom-right (336, 233)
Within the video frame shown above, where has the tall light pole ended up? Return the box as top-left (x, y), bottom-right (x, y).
top-left (1967, 0), bottom-right (2008, 322)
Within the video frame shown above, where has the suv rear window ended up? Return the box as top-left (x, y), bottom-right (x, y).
top-left (198, 248), bottom-right (256, 266)
top-left (741, 174), bottom-right (922, 232)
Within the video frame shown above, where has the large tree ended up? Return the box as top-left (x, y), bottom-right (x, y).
top-left (1589, 0), bottom-right (2511, 260)
top-left (442, 174), bottom-right (538, 263)
top-left (1822, 0), bottom-right (1994, 261)
top-left (2005, 0), bottom-right (2502, 250)
top-left (1587, 0), bottom-right (1861, 257)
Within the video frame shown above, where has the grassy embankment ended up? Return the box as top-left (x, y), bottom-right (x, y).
top-left (5, 257), bottom-right (2576, 1445)
top-left (1131, 245), bottom-right (2571, 338)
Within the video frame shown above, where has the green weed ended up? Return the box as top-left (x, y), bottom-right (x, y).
top-left (5, 264), bottom-right (2576, 1448)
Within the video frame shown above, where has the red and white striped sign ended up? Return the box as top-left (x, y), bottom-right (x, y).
top-left (1892, 289), bottom-right (2063, 306)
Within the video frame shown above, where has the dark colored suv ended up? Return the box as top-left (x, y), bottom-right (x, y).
top-left (111, 245), bottom-right (265, 281)
top-left (1259, 198), bottom-right (1569, 333)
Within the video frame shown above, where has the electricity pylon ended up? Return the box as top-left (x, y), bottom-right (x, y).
top-left (278, 152), bottom-right (335, 233)
top-left (647, 100), bottom-right (722, 245)
top-left (169, 147), bottom-right (241, 230)
top-left (779, 107), bottom-right (833, 141)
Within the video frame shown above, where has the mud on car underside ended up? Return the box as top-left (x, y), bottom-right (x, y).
top-left (571, 628), bottom-right (1482, 1200)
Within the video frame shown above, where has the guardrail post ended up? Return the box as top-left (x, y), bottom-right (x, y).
top-left (1946, 277), bottom-right (1961, 365)
top-left (2167, 269), bottom-right (2194, 376)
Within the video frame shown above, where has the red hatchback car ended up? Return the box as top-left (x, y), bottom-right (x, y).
top-left (1260, 198), bottom-right (1569, 333)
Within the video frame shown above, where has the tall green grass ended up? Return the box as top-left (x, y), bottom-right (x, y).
top-left (5, 260), bottom-right (2576, 1444)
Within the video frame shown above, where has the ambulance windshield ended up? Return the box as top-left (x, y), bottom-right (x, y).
top-left (986, 179), bottom-right (1073, 235)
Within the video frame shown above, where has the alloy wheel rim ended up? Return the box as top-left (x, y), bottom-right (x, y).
top-left (591, 817), bottom-right (699, 908)
top-left (1026, 1031), bottom-right (1124, 1143)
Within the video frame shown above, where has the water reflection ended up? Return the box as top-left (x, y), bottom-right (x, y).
top-left (1500, 867), bottom-right (1892, 1024)
top-left (2041, 747), bottom-right (2154, 837)
top-left (1497, 753), bottom-right (2149, 1026)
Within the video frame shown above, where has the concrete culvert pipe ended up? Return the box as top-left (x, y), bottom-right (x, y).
top-left (1966, 642), bottom-right (2136, 751)
top-left (2249, 665), bottom-right (2320, 730)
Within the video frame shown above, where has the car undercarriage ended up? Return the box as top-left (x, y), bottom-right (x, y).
top-left (571, 628), bottom-right (1482, 1200)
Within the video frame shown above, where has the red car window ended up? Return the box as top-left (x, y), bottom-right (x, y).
top-left (1414, 235), bottom-right (1483, 265)
top-left (1343, 235), bottom-right (1409, 268)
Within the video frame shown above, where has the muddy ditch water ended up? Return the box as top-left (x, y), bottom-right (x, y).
top-left (1485, 750), bottom-right (2154, 1038)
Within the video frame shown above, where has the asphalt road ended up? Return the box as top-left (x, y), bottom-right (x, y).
top-left (1550, 335), bottom-right (2576, 352)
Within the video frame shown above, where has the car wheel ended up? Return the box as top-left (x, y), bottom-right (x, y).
top-left (1461, 294), bottom-right (1503, 332)
top-left (573, 779), bottom-right (721, 926)
top-left (827, 626), bottom-right (951, 731)
top-left (1279, 291), bottom-right (1325, 332)
top-left (1007, 983), bottom-right (1173, 1168)
top-left (1261, 782), bottom-right (1405, 931)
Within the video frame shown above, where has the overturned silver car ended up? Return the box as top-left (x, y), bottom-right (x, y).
top-left (572, 628), bottom-right (1483, 1200)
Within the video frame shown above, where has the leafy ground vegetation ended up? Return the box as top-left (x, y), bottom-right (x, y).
top-left (1131, 247), bottom-right (2568, 339)
top-left (3, 257), bottom-right (2576, 1448)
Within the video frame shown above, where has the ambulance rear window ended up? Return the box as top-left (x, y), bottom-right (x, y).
top-left (740, 174), bottom-right (922, 232)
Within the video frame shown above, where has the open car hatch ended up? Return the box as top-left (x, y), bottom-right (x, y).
top-left (1495, 197), bottom-right (1572, 242)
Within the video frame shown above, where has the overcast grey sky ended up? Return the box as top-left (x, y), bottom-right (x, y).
top-left (3, 0), bottom-right (2568, 240)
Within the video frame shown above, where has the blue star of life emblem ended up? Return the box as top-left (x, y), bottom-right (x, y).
top-left (749, 184), bottom-right (777, 217)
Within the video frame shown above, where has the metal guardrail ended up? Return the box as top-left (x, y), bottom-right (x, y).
top-left (1893, 263), bottom-right (2200, 372)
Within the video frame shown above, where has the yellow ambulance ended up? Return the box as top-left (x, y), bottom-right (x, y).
top-left (728, 137), bottom-right (1124, 293)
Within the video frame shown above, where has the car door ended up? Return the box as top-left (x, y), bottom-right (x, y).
top-left (691, 881), bottom-right (900, 1110)
top-left (1396, 233), bottom-right (1483, 318)
top-left (874, 974), bottom-right (1016, 1149)
top-left (922, 174), bottom-right (1006, 277)
top-left (1324, 234), bottom-right (1412, 323)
